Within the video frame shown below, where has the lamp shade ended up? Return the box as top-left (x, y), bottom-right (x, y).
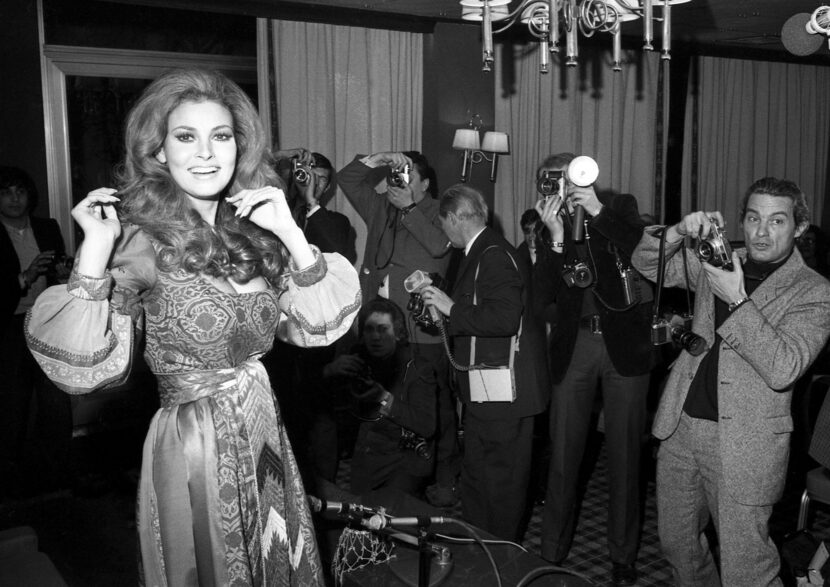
top-left (602, 0), bottom-right (640, 22)
top-left (461, 4), bottom-right (511, 21)
top-left (481, 131), bottom-right (509, 154)
top-left (453, 129), bottom-right (481, 150)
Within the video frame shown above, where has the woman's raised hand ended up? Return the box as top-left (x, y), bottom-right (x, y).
top-left (72, 188), bottom-right (121, 278)
top-left (72, 188), bottom-right (121, 243)
top-left (227, 186), bottom-right (297, 238)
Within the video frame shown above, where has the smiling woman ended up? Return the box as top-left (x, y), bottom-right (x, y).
top-left (24, 68), bottom-right (361, 587)
top-left (154, 101), bottom-right (238, 206)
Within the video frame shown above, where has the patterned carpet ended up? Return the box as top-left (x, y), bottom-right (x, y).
top-left (336, 432), bottom-right (830, 587)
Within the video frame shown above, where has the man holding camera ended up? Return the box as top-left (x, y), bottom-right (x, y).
top-left (632, 178), bottom-right (830, 586)
top-left (323, 298), bottom-right (437, 496)
top-left (420, 184), bottom-right (549, 541)
top-left (0, 166), bottom-right (72, 497)
top-left (266, 148), bottom-right (356, 484)
top-left (338, 151), bottom-right (460, 504)
top-left (534, 153), bottom-right (653, 585)
top-left (274, 148), bottom-right (356, 263)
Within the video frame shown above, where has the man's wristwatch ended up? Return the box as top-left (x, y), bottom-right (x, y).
top-left (401, 202), bottom-right (417, 216)
top-left (728, 296), bottom-right (751, 312)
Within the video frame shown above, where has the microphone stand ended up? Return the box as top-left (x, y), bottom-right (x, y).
top-left (418, 522), bottom-right (431, 587)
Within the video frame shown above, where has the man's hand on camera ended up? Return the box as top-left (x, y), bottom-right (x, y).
top-left (703, 251), bottom-right (747, 306)
top-left (535, 196), bottom-right (565, 241)
top-left (386, 183), bottom-right (415, 210)
top-left (298, 173), bottom-right (320, 207)
top-left (420, 286), bottom-right (454, 317)
top-left (568, 185), bottom-right (603, 217)
top-left (667, 211), bottom-right (725, 243)
top-left (368, 152), bottom-right (409, 169)
top-left (323, 354), bottom-right (365, 379)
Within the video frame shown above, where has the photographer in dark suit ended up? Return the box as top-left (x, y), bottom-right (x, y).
top-left (266, 148), bottom-right (357, 484)
top-left (0, 166), bottom-right (72, 497)
top-left (420, 184), bottom-right (549, 541)
top-left (533, 153), bottom-right (653, 586)
top-left (323, 298), bottom-right (437, 497)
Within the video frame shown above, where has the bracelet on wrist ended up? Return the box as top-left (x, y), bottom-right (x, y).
top-left (728, 296), bottom-right (751, 313)
top-left (550, 241), bottom-right (565, 250)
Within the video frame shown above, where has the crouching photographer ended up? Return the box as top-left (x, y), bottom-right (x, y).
top-left (631, 178), bottom-right (830, 586)
top-left (323, 298), bottom-right (437, 498)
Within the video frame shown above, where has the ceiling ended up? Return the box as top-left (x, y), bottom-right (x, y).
top-left (114, 0), bottom-right (830, 60)
top-left (261, 0), bottom-right (830, 59)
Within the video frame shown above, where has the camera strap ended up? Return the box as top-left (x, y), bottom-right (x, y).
top-left (438, 246), bottom-right (521, 372)
top-left (651, 226), bottom-right (694, 323)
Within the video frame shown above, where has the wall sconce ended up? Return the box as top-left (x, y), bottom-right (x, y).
top-left (452, 124), bottom-right (510, 182)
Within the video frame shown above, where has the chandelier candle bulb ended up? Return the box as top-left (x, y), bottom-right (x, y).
top-left (661, 2), bottom-right (671, 59)
top-left (643, 0), bottom-right (654, 50)
top-left (483, 0), bottom-right (494, 71)
top-left (566, 17), bottom-right (579, 65)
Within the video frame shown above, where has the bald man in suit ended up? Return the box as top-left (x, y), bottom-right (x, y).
top-left (422, 183), bottom-right (549, 541)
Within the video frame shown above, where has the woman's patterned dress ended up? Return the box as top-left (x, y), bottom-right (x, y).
top-left (25, 225), bottom-right (361, 586)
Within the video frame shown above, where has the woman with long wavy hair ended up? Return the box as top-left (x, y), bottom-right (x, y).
top-left (26, 68), bottom-right (360, 586)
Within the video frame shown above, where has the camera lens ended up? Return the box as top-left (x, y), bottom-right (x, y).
top-left (387, 172), bottom-right (404, 188)
top-left (538, 178), bottom-right (554, 195)
top-left (574, 266), bottom-right (593, 288)
top-left (672, 327), bottom-right (706, 356)
top-left (293, 168), bottom-right (310, 185)
top-left (697, 241), bottom-right (714, 261)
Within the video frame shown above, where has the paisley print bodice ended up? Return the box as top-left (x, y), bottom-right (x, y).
top-left (142, 270), bottom-right (280, 374)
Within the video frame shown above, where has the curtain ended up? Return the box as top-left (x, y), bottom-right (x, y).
top-left (493, 43), bottom-right (661, 246)
top-left (682, 56), bottom-right (830, 241)
top-left (264, 20), bottom-right (423, 267)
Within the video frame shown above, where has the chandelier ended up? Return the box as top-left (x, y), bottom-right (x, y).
top-left (460, 0), bottom-right (691, 73)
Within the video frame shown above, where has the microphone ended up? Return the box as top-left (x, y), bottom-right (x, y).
top-left (363, 513), bottom-right (450, 531)
top-left (307, 496), bottom-right (375, 520)
top-left (566, 156), bottom-right (599, 243)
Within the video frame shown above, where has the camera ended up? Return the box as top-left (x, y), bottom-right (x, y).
top-left (49, 254), bottom-right (74, 273)
top-left (696, 223), bottom-right (734, 270)
top-left (399, 429), bottom-right (431, 460)
top-left (404, 270), bottom-right (446, 327)
top-left (537, 170), bottom-right (563, 197)
top-left (292, 159), bottom-right (314, 186)
top-left (387, 164), bottom-right (411, 188)
top-left (651, 313), bottom-right (707, 356)
top-left (562, 262), bottom-right (594, 289)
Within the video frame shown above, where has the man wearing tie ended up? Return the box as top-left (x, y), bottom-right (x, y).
top-left (421, 184), bottom-right (549, 540)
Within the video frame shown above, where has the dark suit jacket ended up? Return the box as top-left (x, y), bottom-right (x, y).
top-left (0, 216), bottom-right (65, 331)
top-left (448, 227), bottom-right (549, 421)
top-left (534, 192), bottom-right (654, 383)
top-left (304, 207), bottom-right (357, 264)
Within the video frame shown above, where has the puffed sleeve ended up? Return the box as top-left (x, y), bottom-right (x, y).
top-left (25, 225), bottom-right (157, 394)
top-left (275, 246), bottom-right (361, 347)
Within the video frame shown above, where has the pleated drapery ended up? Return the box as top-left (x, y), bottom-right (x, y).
top-left (493, 44), bottom-right (661, 245)
top-left (681, 56), bottom-right (830, 240)
top-left (264, 20), bottom-right (423, 268)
